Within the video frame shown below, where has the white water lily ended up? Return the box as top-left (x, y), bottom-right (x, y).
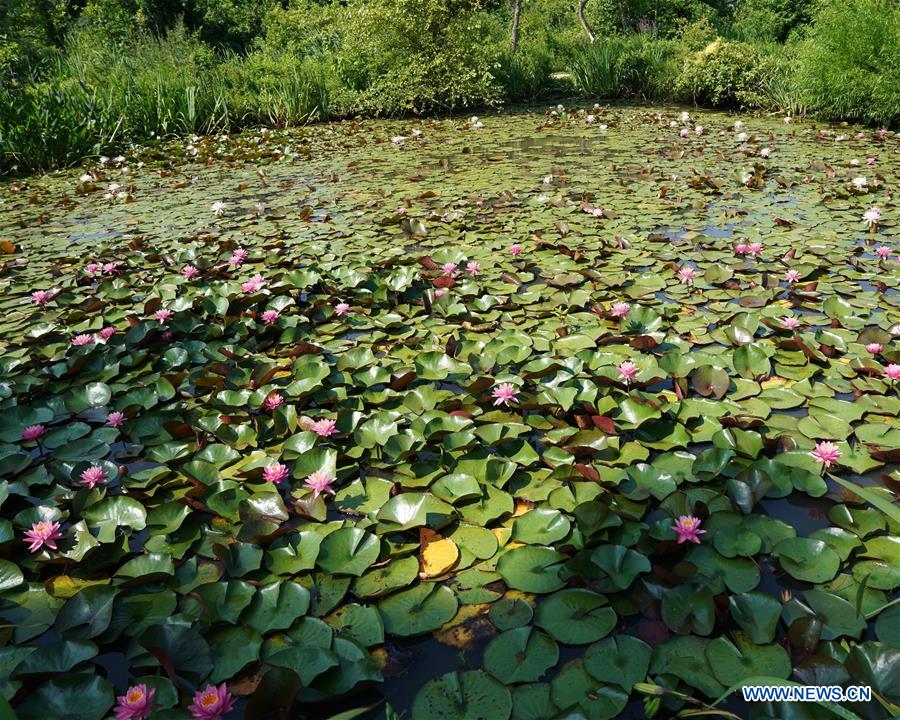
top-left (469, 116), bottom-right (484, 129)
top-left (390, 136), bottom-right (406, 145)
top-left (679, 111), bottom-right (690, 122)
top-left (411, 129), bottom-right (423, 138)
top-left (850, 159), bottom-right (860, 166)
top-left (79, 173), bottom-right (92, 182)
top-left (760, 148), bottom-right (772, 158)
top-left (852, 177), bottom-right (868, 189)
top-left (734, 121), bottom-right (744, 130)
top-left (737, 132), bottom-right (748, 142)
top-left (585, 114), bottom-right (596, 124)
top-left (211, 201), bottom-right (227, 216)
top-left (862, 207), bottom-right (881, 227)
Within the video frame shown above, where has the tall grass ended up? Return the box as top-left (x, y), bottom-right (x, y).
top-left (568, 36), bottom-right (680, 100)
top-left (0, 27), bottom-right (333, 173)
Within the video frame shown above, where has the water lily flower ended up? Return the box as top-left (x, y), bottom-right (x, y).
top-left (852, 177), bottom-right (868, 190)
top-left (469, 117), bottom-right (483, 129)
top-left (875, 246), bottom-right (892, 259)
top-left (106, 411), bottom-right (126, 427)
top-left (85, 262), bottom-right (100, 275)
top-left (785, 269), bottom-right (801, 283)
top-left (783, 116), bottom-right (792, 124)
top-left (862, 207), bottom-right (881, 228)
top-left (441, 262), bottom-right (458, 277)
top-left (677, 266), bottom-right (696, 284)
top-left (24, 520), bottom-right (63, 553)
top-left (865, 343), bottom-right (883, 354)
top-left (312, 418), bottom-right (337, 437)
top-left (679, 128), bottom-right (689, 138)
top-left (610, 302), bottom-right (630, 318)
top-left (760, 147), bottom-right (772, 158)
top-left (154, 309), bottom-right (173, 324)
top-left (188, 683), bottom-right (235, 720)
top-left (264, 393), bottom-right (284, 410)
top-left (263, 462), bottom-right (289, 484)
top-left (31, 290), bottom-right (50, 305)
top-left (491, 383), bottom-right (518, 406)
top-left (734, 121), bottom-right (744, 130)
top-left (466, 261), bottom-right (480, 275)
top-left (781, 316), bottom-right (801, 330)
top-left (673, 515), bottom-right (706, 544)
top-left (509, 244), bottom-right (523, 256)
top-left (102, 262), bottom-right (118, 275)
top-left (885, 364), bottom-right (900, 381)
top-left (114, 684), bottom-right (155, 720)
top-left (182, 265), bottom-right (199, 279)
top-left (694, 125), bottom-right (703, 135)
top-left (211, 201), bottom-right (227, 216)
top-left (21, 424), bottom-right (47, 442)
top-left (411, 129), bottom-right (423, 138)
top-left (850, 159), bottom-right (860, 166)
top-left (679, 111), bottom-right (690, 122)
top-left (261, 310), bottom-right (280, 325)
top-left (79, 465), bottom-right (107, 489)
top-left (866, 157), bottom-right (875, 165)
top-left (434, 289), bottom-right (447, 298)
top-left (617, 361), bottom-right (639, 383)
top-left (305, 470), bottom-right (336, 498)
top-left (95, 326), bottom-right (115, 342)
top-left (229, 248), bottom-right (248, 266)
top-left (585, 114), bottom-right (596, 124)
top-left (72, 334), bottom-right (94, 346)
top-left (746, 242), bottom-right (762, 257)
top-left (241, 275), bottom-right (266, 294)
top-left (334, 302), bottom-right (350, 316)
top-left (390, 136), bottom-right (406, 145)
top-left (737, 132), bottom-right (748, 142)
top-left (735, 243), bottom-right (748, 255)
top-left (809, 441), bottom-right (842, 468)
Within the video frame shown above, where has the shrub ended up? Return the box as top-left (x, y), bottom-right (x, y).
top-left (729, 0), bottom-right (813, 43)
top-left (794, 0), bottom-right (899, 127)
top-left (335, 0), bottom-right (503, 114)
top-left (675, 39), bottom-right (782, 108)
top-left (569, 36), bottom-right (681, 100)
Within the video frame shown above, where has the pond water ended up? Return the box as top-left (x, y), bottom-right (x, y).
top-left (0, 104), bottom-right (897, 720)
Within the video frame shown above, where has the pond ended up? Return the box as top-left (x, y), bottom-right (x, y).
top-left (0, 105), bottom-right (897, 720)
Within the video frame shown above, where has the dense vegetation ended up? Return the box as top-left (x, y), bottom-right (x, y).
top-left (1, 0), bottom-right (898, 171)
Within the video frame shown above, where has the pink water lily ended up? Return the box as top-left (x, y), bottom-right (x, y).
top-left (188, 683), bottom-right (235, 720)
top-left (810, 441), bottom-right (842, 468)
top-left (441, 262), bottom-right (459, 277)
top-left (617, 361), bottom-right (639, 383)
top-left (746, 242), bottom-right (762, 257)
top-left (85, 262), bottom-right (100, 275)
top-left (229, 249), bottom-right (248, 266)
top-left (312, 418), bottom-right (337, 437)
top-left (781, 316), bottom-right (801, 331)
top-left (509, 244), bottom-right (522, 256)
top-left (31, 290), bottom-right (50, 305)
top-left (785, 269), bottom-right (801, 283)
top-left (466, 261), bottom-right (480, 275)
top-left (875, 246), bottom-right (892, 259)
top-left (72, 333), bottom-right (94, 346)
top-left (679, 128), bottom-right (689, 138)
top-left (102, 262), bottom-right (119, 275)
top-left (865, 343), bottom-right (883, 354)
top-left (263, 462), bottom-right (289, 484)
top-left (153, 309), bottom-right (173, 324)
top-left (434, 289), bottom-right (447, 298)
top-left (677, 266), bottom-right (695, 284)
top-left (673, 515), bottom-right (706, 544)
top-left (182, 265), bottom-right (199, 279)
top-left (24, 520), bottom-right (63, 553)
top-left (114, 683), bottom-right (155, 720)
top-left (261, 310), bottom-right (280, 325)
top-left (884, 364), bottom-right (900, 381)
top-left (22, 424), bottom-right (47, 442)
top-left (610, 302), bottom-right (630, 318)
top-left (241, 275), bottom-right (266, 294)
top-left (99, 326), bottom-right (116, 340)
top-left (106, 411), bottom-right (126, 427)
top-left (305, 470), bottom-right (336, 498)
top-left (334, 302), bottom-right (350, 316)
top-left (735, 243), bottom-right (748, 255)
top-left (263, 393), bottom-right (284, 410)
top-left (491, 383), bottom-right (518, 406)
top-left (79, 465), bottom-right (107, 489)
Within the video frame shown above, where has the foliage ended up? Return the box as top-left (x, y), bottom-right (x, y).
top-left (334, 0), bottom-right (503, 113)
top-left (675, 39), bottom-right (785, 109)
top-left (730, 0), bottom-right (814, 43)
top-left (794, 0), bottom-right (900, 127)
top-left (569, 36), bottom-right (682, 100)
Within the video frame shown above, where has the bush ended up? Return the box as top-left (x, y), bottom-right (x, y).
top-left (675, 39), bottom-right (782, 108)
top-left (335, 0), bottom-right (503, 114)
top-left (794, 0), bottom-right (899, 127)
top-left (729, 0), bottom-right (813, 43)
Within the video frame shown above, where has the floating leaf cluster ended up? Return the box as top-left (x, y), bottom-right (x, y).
top-left (0, 107), bottom-right (898, 719)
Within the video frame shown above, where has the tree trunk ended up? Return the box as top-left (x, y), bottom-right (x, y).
top-left (510, 0), bottom-right (522, 53)
top-left (578, 0), bottom-right (596, 43)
